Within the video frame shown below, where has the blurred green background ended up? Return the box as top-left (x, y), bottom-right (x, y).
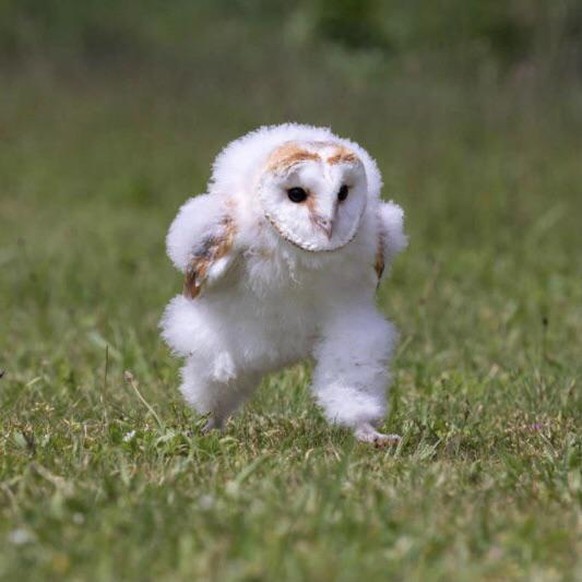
top-left (1, 2), bottom-right (581, 581)
top-left (2, 0), bottom-right (582, 70)
top-left (2, 0), bottom-right (582, 230)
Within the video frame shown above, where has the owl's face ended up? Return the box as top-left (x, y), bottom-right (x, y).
top-left (257, 141), bottom-right (368, 252)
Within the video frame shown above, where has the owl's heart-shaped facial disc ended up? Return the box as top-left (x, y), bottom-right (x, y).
top-left (258, 141), bottom-right (368, 252)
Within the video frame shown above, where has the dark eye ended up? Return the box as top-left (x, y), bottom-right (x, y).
top-left (338, 184), bottom-right (349, 202)
top-left (287, 187), bottom-right (308, 203)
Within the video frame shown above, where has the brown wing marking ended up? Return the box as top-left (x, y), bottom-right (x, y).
top-left (374, 227), bottom-right (385, 282)
top-left (183, 215), bottom-right (236, 299)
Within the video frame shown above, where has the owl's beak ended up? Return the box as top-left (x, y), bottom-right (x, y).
top-left (313, 215), bottom-right (334, 240)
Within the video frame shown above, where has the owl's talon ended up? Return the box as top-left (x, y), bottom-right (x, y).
top-left (355, 423), bottom-right (400, 447)
top-left (373, 434), bottom-right (401, 448)
top-left (201, 416), bottom-right (224, 434)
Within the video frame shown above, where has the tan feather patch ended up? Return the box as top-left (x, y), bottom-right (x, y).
top-left (374, 228), bottom-right (385, 282)
top-left (266, 142), bottom-right (320, 174)
top-left (183, 215), bottom-right (236, 299)
top-left (327, 145), bottom-right (359, 166)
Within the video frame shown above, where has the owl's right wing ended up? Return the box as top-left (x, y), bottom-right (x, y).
top-left (166, 194), bottom-right (238, 299)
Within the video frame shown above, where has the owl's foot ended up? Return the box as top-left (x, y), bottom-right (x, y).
top-left (201, 415), bottom-right (224, 434)
top-left (354, 423), bottom-right (401, 448)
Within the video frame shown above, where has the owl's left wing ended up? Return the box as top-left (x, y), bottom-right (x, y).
top-left (374, 201), bottom-right (407, 281)
top-left (166, 194), bottom-right (238, 299)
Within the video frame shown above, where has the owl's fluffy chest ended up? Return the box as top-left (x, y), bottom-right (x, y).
top-left (238, 221), bottom-right (377, 299)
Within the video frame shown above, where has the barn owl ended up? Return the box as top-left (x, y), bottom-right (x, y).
top-left (161, 123), bottom-right (407, 445)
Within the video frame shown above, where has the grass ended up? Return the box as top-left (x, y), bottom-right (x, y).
top-left (1, 44), bottom-right (581, 580)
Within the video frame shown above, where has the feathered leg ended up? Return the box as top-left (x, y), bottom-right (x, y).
top-left (180, 356), bottom-right (259, 431)
top-left (161, 295), bottom-right (259, 431)
top-left (311, 306), bottom-right (400, 446)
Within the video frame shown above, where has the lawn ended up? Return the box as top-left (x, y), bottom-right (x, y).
top-left (1, 24), bottom-right (581, 581)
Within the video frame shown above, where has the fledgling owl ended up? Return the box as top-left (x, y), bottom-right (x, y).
top-left (161, 123), bottom-right (407, 445)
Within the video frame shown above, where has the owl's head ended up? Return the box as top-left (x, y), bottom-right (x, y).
top-left (257, 141), bottom-right (368, 252)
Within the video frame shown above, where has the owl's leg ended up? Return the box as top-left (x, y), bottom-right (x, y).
top-left (180, 356), bottom-right (258, 432)
top-left (311, 306), bottom-right (401, 446)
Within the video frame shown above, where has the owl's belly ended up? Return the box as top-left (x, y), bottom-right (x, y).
top-left (195, 247), bottom-right (374, 373)
top-left (200, 281), bottom-right (319, 374)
